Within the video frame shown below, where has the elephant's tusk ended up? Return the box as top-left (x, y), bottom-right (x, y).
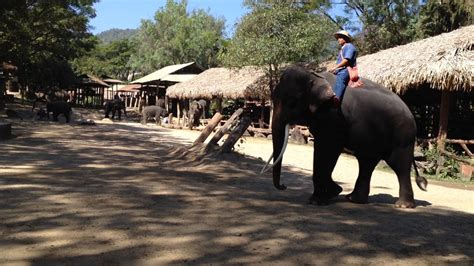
top-left (260, 124), bottom-right (290, 174)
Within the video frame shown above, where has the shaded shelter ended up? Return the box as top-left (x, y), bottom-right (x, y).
top-left (70, 74), bottom-right (110, 108)
top-left (0, 62), bottom-right (18, 110)
top-left (166, 66), bottom-right (271, 128)
top-left (102, 75), bottom-right (125, 100)
top-left (117, 84), bottom-right (141, 108)
top-left (131, 62), bottom-right (203, 107)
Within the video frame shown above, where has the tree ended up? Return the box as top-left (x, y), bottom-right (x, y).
top-left (416, 0), bottom-right (473, 38)
top-left (129, 0), bottom-right (225, 74)
top-left (0, 0), bottom-right (97, 94)
top-left (220, 1), bottom-right (336, 89)
top-left (340, 0), bottom-right (421, 54)
top-left (72, 39), bottom-right (134, 81)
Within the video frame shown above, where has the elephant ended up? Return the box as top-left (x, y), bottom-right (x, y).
top-left (104, 97), bottom-right (127, 120)
top-left (264, 65), bottom-right (427, 208)
top-left (141, 105), bottom-right (168, 125)
top-left (46, 101), bottom-right (72, 122)
top-left (188, 99), bottom-right (207, 129)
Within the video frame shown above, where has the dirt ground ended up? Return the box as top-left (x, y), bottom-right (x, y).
top-left (0, 106), bottom-right (473, 265)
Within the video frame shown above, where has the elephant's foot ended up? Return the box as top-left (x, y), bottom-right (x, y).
top-left (345, 192), bottom-right (368, 204)
top-left (394, 198), bottom-right (416, 208)
top-left (308, 183), bottom-right (342, 205)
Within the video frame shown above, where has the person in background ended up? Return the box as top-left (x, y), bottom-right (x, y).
top-left (328, 30), bottom-right (358, 107)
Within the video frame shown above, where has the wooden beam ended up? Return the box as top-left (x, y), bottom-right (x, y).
top-left (445, 139), bottom-right (474, 144)
top-left (437, 90), bottom-right (451, 151)
top-left (207, 108), bottom-right (243, 147)
top-left (192, 112), bottom-right (223, 146)
top-left (220, 116), bottom-right (252, 153)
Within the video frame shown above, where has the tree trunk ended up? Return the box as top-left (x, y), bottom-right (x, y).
top-left (192, 112), bottom-right (223, 146)
top-left (207, 108), bottom-right (243, 147)
top-left (220, 116), bottom-right (252, 153)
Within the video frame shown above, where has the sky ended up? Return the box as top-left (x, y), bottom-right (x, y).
top-left (90, 0), bottom-right (250, 37)
top-left (90, 0), bottom-right (349, 37)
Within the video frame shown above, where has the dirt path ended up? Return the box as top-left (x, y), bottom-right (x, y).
top-left (0, 112), bottom-right (473, 265)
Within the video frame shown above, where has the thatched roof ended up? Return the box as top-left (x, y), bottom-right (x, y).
top-left (356, 25), bottom-right (473, 93)
top-left (131, 62), bottom-right (203, 84)
top-left (166, 67), bottom-right (270, 100)
top-left (76, 74), bottom-right (110, 88)
top-left (162, 74), bottom-right (197, 83)
top-left (118, 84), bottom-right (141, 92)
top-left (101, 75), bottom-right (125, 85)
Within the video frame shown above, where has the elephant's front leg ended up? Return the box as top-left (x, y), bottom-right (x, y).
top-left (308, 140), bottom-right (344, 205)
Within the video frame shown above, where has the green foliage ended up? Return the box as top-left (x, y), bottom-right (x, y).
top-left (129, 0), bottom-right (226, 74)
top-left (97, 28), bottom-right (138, 44)
top-left (342, 0), bottom-right (421, 54)
top-left (0, 0), bottom-right (98, 91)
top-left (422, 146), bottom-right (461, 180)
top-left (416, 0), bottom-right (473, 38)
top-left (72, 39), bottom-right (134, 80)
top-left (220, 2), bottom-right (336, 88)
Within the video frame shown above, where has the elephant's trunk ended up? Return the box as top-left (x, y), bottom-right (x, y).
top-left (271, 103), bottom-right (288, 190)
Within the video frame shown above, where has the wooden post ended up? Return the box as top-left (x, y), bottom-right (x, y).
top-left (192, 112), bottom-right (223, 146)
top-left (220, 116), bottom-right (252, 153)
top-left (437, 90), bottom-right (451, 151)
top-left (177, 100), bottom-right (181, 126)
top-left (207, 108), bottom-right (243, 147)
top-left (217, 98), bottom-right (223, 113)
top-left (168, 113), bottom-right (173, 126)
top-left (259, 99), bottom-right (265, 128)
top-left (269, 102), bottom-right (274, 129)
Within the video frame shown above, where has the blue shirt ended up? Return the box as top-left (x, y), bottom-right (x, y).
top-left (336, 43), bottom-right (357, 67)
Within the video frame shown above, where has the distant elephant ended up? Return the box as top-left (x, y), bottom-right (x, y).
top-left (265, 66), bottom-right (427, 208)
top-left (188, 99), bottom-right (206, 129)
top-left (141, 105), bottom-right (168, 125)
top-left (104, 97), bottom-right (127, 120)
top-left (46, 101), bottom-right (72, 122)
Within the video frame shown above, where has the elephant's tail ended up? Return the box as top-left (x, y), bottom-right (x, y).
top-left (413, 159), bottom-right (428, 191)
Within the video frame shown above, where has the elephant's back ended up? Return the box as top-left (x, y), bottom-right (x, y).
top-left (342, 80), bottom-right (416, 153)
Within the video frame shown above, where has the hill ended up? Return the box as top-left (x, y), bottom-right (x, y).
top-left (96, 28), bottom-right (138, 43)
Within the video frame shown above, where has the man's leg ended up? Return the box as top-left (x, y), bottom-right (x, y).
top-left (333, 70), bottom-right (350, 104)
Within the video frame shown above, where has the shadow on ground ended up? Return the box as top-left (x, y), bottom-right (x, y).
top-left (0, 115), bottom-right (472, 265)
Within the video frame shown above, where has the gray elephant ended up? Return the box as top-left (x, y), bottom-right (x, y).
top-left (104, 97), bottom-right (127, 120)
top-left (264, 66), bottom-right (427, 208)
top-left (141, 105), bottom-right (168, 125)
top-left (188, 99), bottom-right (206, 129)
top-left (46, 101), bottom-right (72, 122)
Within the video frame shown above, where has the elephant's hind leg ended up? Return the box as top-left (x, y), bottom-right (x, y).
top-left (346, 157), bottom-right (379, 204)
top-left (385, 147), bottom-right (416, 208)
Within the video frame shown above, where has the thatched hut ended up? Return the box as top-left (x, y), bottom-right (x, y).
top-left (352, 25), bottom-right (473, 150)
top-left (166, 66), bottom-right (270, 127)
top-left (70, 74), bottom-right (110, 107)
top-left (101, 75), bottom-right (125, 100)
top-left (131, 62), bottom-right (203, 107)
top-left (166, 66), bottom-right (270, 100)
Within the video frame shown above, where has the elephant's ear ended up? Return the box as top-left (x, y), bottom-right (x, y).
top-left (307, 76), bottom-right (334, 104)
